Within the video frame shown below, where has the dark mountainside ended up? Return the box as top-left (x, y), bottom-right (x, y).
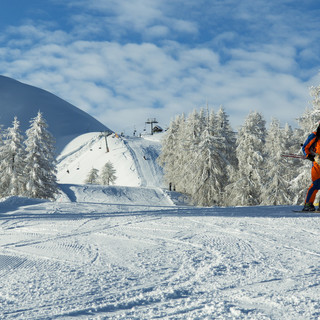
top-left (0, 75), bottom-right (111, 152)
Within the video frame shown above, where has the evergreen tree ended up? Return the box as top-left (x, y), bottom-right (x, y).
top-left (225, 111), bottom-right (267, 206)
top-left (158, 107), bottom-right (237, 206)
top-left (215, 106), bottom-right (237, 165)
top-left (0, 117), bottom-right (26, 197)
top-left (179, 109), bottom-right (205, 194)
top-left (189, 111), bottom-right (224, 206)
top-left (157, 114), bottom-right (185, 191)
top-left (85, 168), bottom-right (99, 184)
top-left (215, 106), bottom-right (237, 198)
top-left (283, 124), bottom-right (304, 204)
top-left (24, 111), bottom-right (58, 199)
top-left (298, 85), bottom-right (320, 132)
top-left (101, 161), bottom-right (117, 185)
top-left (261, 118), bottom-right (293, 205)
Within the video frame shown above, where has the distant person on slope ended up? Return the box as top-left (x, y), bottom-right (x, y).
top-left (302, 123), bottom-right (320, 211)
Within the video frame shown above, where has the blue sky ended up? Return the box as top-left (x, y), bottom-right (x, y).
top-left (0, 0), bottom-right (320, 133)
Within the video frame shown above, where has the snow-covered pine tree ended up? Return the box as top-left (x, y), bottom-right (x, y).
top-left (85, 168), bottom-right (99, 184)
top-left (157, 114), bottom-right (185, 191)
top-left (215, 106), bottom-right (237, 167)
top-left (101, 161), bottom-right (117, 185)
top-left (178, 109), bottom-right (205, 195)
top-left (24, 111), bottom-right (58, 199)
top-left (225, 111), bottom-right (267, 206)
top-left (282, 124), bottom-right (304, 204)
top-left (0, 117), bottom-right (26, 197)
top-left (189, 109), bottom-right (225, 206)
top-left (261, 118), bottom-right (293, 205)
top-left (215, 106), bottom-right (237, 199)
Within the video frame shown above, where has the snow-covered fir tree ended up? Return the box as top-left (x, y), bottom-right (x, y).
top-left (261, 118), bottom-right (293, 205)
top-left (24, 111), bottom-right (58, 199)
top-left (85, 168), bottom-right (99, 184)
top-left (0, 117), bottom-right (26, 197)
top-left (215, 106), bottom-right (237, 198)
top-left (225, 111), bottom-right (267, 206)
top-left (157, 113), bottom-right (185, 192)
top-left (215, 106), bottom-right (237, 167)
top-left (189, 110), bottom-right (225, 206)
top-left (282, 124), bottom-right (304, 204)
top-left (178, 109), bottom-right (206, 195)
top-left (101, 161), bottom-right (117, 185)
top-left (159, 107), bottom-right (237, 206)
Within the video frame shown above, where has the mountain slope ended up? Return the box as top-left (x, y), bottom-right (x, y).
top-left (0, 75), bottom-right (110, 152)
top-left (56, 132), bottom-right (165, 188)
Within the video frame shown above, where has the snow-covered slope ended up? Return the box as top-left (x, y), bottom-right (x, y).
top-left (0, 197), bottom-right (319, 319)
top-left (57, 132), bottom-right (165, 188)
top-left (58, 184), bottom-right (175, 206)
top-left (0, 75), bottom-right (110, 152)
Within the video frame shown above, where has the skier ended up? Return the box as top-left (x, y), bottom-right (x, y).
top-left (302, 123), bottom-right (320, 211)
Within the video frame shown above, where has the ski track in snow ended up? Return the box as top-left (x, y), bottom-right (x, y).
top-left (122, 136), bottom-right (164, 188)
top-left (1, 133), bottom-right (320, 319)
top-left (0, 200), bottom-right (320, 319)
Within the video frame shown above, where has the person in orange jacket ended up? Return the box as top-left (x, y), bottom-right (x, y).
top-left (302, 124), bottom-right (320, 211)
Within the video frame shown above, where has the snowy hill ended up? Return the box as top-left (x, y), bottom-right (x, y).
top-left (57, 132), bottom-right (165, 188)
top-left (0, 75), bottom-right (110, 152)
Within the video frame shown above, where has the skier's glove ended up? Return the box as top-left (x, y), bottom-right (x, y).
top-left (307, 154), bottom-right (315, 162)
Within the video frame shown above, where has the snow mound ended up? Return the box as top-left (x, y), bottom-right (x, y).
top-left (0, 196), bottom-right (47, 213)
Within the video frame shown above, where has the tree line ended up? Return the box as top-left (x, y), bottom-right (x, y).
top-left (0, 111), bottom-right (57, 200)
top-left (158, 85), bottom-right (320, 207)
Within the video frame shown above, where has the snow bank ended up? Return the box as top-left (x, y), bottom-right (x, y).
top-left (0, 196), bottom-right (47, 213)
top-left (58, 184), bottom-right (174, 206)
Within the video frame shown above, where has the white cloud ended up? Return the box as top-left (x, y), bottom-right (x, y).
top-left (0, 0), bottom-right (319, 134)
top-left (0, 29), bottom-right (315, 133)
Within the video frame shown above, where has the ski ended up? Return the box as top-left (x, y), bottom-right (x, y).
top-left (281, 153), bottom-right (306, 159)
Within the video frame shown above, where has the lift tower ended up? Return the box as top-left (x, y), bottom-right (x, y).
top-left (145, 118), bottom-right (158, 135)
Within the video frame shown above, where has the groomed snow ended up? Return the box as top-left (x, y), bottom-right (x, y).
top-left (1, 133), bottom-right (320, 319)
top-left (0, 195), bottom-right (320, 319)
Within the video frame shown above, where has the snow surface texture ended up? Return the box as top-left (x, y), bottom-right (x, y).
top-left (0, 133), bottom-right (320, 319)
top-left (0, 76), bottom-right (109, 153)
top-left (1, 197), bottom-right (320, 319)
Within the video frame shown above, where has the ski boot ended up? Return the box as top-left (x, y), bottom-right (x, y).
top-left (302, 203), bottom-right (316, 211)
